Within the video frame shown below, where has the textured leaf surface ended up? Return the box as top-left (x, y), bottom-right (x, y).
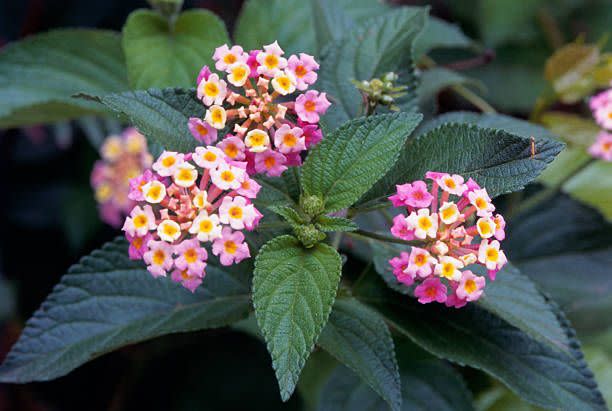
top-left (318, 298), bottom-right (401, 411)
top-left (89, 88), bottom-right (203, 152)
top-left (507, 194), bottom-right (612, 334)
top-left (301, 113), bottom-right (422, 213)
top-left (0, 238), bottom-right (251, 383)
top-left (254, 168), bottom-right (301, 209)
top-left (315, 216), bottom-right (357, 232)
top-left (415, 17), bottom-right (474, 57)
top-left (0, 29), bottom-right (128, 127)
top-left (317, 360), bottom-right (474, 411)
top-left (122, 9), bottom-right (229, 89)
top-left (359, 121), bottom-right (564, 207)
top-left (354, 274), bottom-right (607, 411)
top-left (317, 8), bottom-right (427, 130)
top-left (253, 235), bottom-right (342, 401)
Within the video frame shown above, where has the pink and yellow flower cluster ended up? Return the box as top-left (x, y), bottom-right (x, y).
top-left (122, 147), bottom-right (263, 292)
top-left (91, 128), bottom-right (152, 227)
top-left (387, 172), bottom-right (508, 307)
top-left (589, 87), bottom-right (612, 161)
top-left (188, 41), bottom-right (329, 177)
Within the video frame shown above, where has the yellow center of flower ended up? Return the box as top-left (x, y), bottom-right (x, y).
top-left (441, 263), bottom-right (455, 279)
top-left (478, 220), bottom-right (493, 236)
top-left (162, 156), bottom-right (176, 168)
top-left (162, 222), bottom-right (179, 237)
top-left (304, 100), bottom-right (316, 112)
top-left (184, 248), bottom-right (198, 264)
top-left (181, 270), bottom-right (191, 280)
top-left (444, 178), bottom-right (456, 189)
top-left (205, 82), bottom-right (219, 97)
top-left (152, 249), bottom-right (165, 265)
top-left (241, 180), bottom-right (251, 190)
top-left (441, 207), bottom-right (456, 221)
top-left (603, 142), bottom-right (612, 151)
top-left (224, 53), bottom-right (237, 65)
top-left (294, 65), bottom-right (307, 77)
top-left (147, 185), bottom-right (162, 200)
top-left (475, 197), bottom-right (487, 209)
top-left (417, 216), bottom-right (432, 231)
top-left (199, 219), bottom-right (213, 232)
top-left (232, 65), bottom-right (248, 80)
top-left (250, 133), bottom-right (266, 145)
top-left (229, 206), bottom-right (243, 219)
top-left (134, 214), bottom-right (148, 228)
top-left (196, 123), bottom-right (208, 136)
top-left (221, 170), bottom-right (235, 182)
top-left (414, 254), bottom-right (427, 267)
top-left (464, 279), bottom-right (477, 294)
top-left (486, 248), bottom-right (499, 261)
top-left (426, 287), bottom-right (437, 298)
top-left (283, 133), bottom-right (297, 147)
top-left (277, 76), bottom-right (291, 90)
top-left (95, 184), bottom-right (112, 202)
top-left (132, 237), bottom-right (143, 250)
top-left (223, 143), bottom-right (238, 158)
top-left (224, 240), bottom-right (237, 254)
top-left (264, 156), bottom-right (276, 169)
top-left (204, 151), bottom-right (217, 162)
top-left (176, 169), bottom-right (195, 184)
top-left (212, 108), bottom-right (224, 123)
top-left (264, 54), bottom-right (279, 68)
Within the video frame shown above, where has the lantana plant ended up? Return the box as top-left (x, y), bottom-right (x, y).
top-left (0, 2), bottom-right (609, 411)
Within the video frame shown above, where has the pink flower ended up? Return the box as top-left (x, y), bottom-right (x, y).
top-left (287, 53), bottom-right (319, 90)
top-left (390, 214), bottom-right (415, 241)
top-left (171, 268), bottom-right (204, 293)
top-left (143, 240), bottom-right (174, 278)
top-left (128, 169), bottom-right (156, 201)
top-left (122, 205), bottom-right (157, 237)
top-left (464, 178), bottom-right (481, 194)
top-left (193, 146), bottom-right (226, 169)
top-left (478, 239), bottom-right (507, 273)
top-left (468, 188), bottom-right (495, 217)
top-left (414, 277), bottom-right (447, 304)
top-left (389, 252), bottom-right (410, 278)
top-left (127, 232), bottom-right (152, 260)
top-left (152, 151), bottom-right (184, 177)
top-left (210, 162), bottom-right (245, 190)
top-left (274, 124), bottom-right (306, 153)
top-left (174, 238), bottom-right (208, 276)
top-left (493, 214), bottom-right (506, 241)
top-left (256, 41), bottom-right (287, 77)
top-left (456, 271), bottom-right (485, 301)
top-left (213, 44), bottom-right (246, 72)
top-left (246, 50), bottom-right (260, 78)
top-left (445, 285), bottom-right (468, 309)
top-left (196, 65), bottom-right (212, 85)
top-left (236, 176), bottom-right (261, 198)
top-left (425, 171), bottom-right (446, 180)
top-left (591, 90), bottom-right (612, 130)
top-left (212, 227), bottom-right (250, 266)
top-left (295, 90), bottom-right (331, 123)
top-left (389, 181), bottom-right (433, 208)
top-left (218, 196), bottom-right (258, 230)
top-left (217, 136), bottom-right (246, 161)
top-left (405, 247), bottom-right (436, 278)
top-left (436, 173), bottom-right (467, 196)
top-left (254, 150), bottom-right (287, 176)
top-left (588, 131), bottom-right (612, 161)
top-left (298, 120), bottom-right (323, 148)
top-left (188, 117), bottom-right (218, 145)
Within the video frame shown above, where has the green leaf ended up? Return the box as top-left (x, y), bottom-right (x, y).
top-left (0, 29), bottom-right (128, 128)
top-left (234, 0), bottom-right (316, 56)
top-left (415, 17), bottom-right (475, 58)
top-left (359, 119), bottom-right (564, 208)
top-left (354, 273), bottom-right (607, 411)
top-left (122, 9), bottom-right (229, 89)
top-left (317, 7), bottom-right (427, 130)
top-left (318, 298), bottom-right (401, 411)
top-left (267, 204), bottom-right (304, 226)
top-left (0, 238), bottom-right (251, 383)
top-left (315, 216), bottom-right (357, 233)
top-left (253, 235), bottom-right (342, 401)
top-left (507, 193), bottom-right (612, 334)
top-left (317, 358), bottom-right (474, 411)
top-left (84, 87), bottom-right (202, 152)
top-left (301, 113), bottom-right (422, 213)
top-left (417, 68), bottom-right (481, 115)
top-left (254, 168), bottom-right (302, 209)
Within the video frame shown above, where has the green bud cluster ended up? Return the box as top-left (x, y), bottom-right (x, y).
top-left (351, 72), bottom-right (408, 113)
top-left (293, 224), bottom-right (326, 248)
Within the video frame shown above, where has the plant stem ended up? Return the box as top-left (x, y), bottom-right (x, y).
top-left (348, 229), bottom-right (425, 247)
top-left (348, 201), bottom-right (393, 217)
top-left (451, 84), bottom-right (497, 114)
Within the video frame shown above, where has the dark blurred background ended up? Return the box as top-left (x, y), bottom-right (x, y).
top-left (1, 0), bottom-right (610, 410)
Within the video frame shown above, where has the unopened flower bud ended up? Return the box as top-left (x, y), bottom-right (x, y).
top-left (294, 224), bottom-right (326, 248)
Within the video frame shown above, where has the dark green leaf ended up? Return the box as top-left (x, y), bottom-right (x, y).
top-left (254, 168), bottom-right (301, 209)
top-left (0, 29), bottom-right (128, 128)
top-left (0, 238), bottom-right (251, 383)
top-left (315, 216), bottom-right (357, 232)
top-left (359, 121), bottom-right (564, 208)
top-left (267, 204), bottom-right (304, 226)
top-left (415, 17), bottom-right (475, 57)
top-left (122, 9), bottom-right (229, 89)
top-left (317, 8), bottom-right (427, 130)
top-left (354, 273), bottom-right (607, 411)
top-left (318, 298), bottom-right (401, 411)
top-left (253, 235), bottom-right (342, 401)
top-left (85, 87), bottom-right (202, 152)
top-left (301, 113), bottom-right (422, 213)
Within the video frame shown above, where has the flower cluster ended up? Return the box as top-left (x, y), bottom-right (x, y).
top-left (91, 128), bottom-right (152, 227)
top-left (188, 41), bottom-right (329, 177)
top-left (387, 172), bottom-right (508, 308)
top-left (122, 147), bottom-right (262, 292)
top-left (589, 87), bottom-right (612, 161)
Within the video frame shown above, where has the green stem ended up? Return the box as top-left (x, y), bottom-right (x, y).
top-left (451, 84), bottom-right (497, 114)
top-left (348, 229), bottom-right (425, 247)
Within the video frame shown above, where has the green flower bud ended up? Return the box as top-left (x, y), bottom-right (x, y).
top-left (294, 224), bottom-right (326, 248)
top-left (301, 195), bottom-right (325, 217)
